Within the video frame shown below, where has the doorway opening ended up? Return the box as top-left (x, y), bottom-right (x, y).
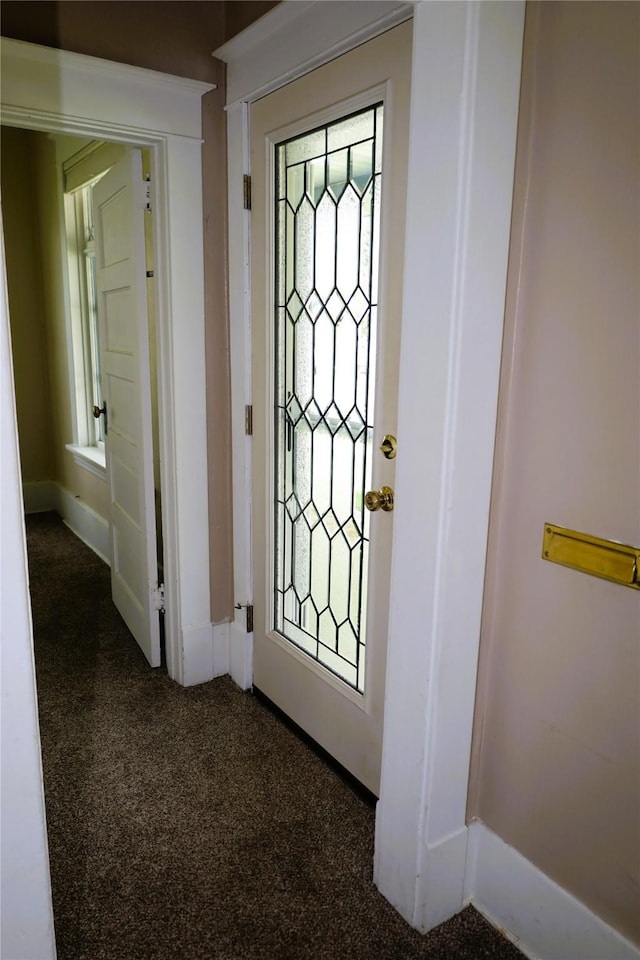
top-left (1, 125), bottom-right (165, 666)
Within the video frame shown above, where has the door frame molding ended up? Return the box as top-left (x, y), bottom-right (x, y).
top-left (217, 0), bottom-right (525, 932)
top-left (1, 38), bottom-right (214, 687)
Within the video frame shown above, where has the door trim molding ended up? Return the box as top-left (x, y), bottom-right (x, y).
top-left (375, 1), bottom-right (525, 933)
top-left (215, 0), bottom-right (413, 106)
top-left (1, 38), bottom-right (215, 687)
top-left (218, 0), bottom-right (524, 933)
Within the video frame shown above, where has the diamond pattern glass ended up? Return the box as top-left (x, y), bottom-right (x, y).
top-left (274, 104), bottom-right (383, 692)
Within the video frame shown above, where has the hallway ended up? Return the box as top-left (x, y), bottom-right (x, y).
top-left (27, 513), bottom-right (523, 960)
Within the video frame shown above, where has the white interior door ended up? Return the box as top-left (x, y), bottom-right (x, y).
top-left (251, 22), bottom-right (412, 794)
top-left (93, 149), bottom-right (161, 668)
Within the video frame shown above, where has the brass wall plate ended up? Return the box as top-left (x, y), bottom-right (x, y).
top-left (379, 434), bottom-right (397, 459)
top-left (542, 523), bottom-right (639, 589)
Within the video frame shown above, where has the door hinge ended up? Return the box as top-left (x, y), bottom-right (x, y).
top-left (144, 174), bottom-right (152, 212)
top-left (235, 602), bottom-right (253, 633)
top-left (243, 174), bottom-right (251, 211)
top-left (245, 404), bottom-right (253, 436)
top-left (153, 582), bottom-right (165, 614)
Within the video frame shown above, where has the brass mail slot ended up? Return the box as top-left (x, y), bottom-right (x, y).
top-left (542, 523), bottom-right (639, 589)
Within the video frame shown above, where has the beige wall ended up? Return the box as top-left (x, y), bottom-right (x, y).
top-left (203, 69), bottom-right (234, 625)
top-left (470, 1), bottom-right (639, 946)
top-left (2, 127), bottom-right (54, 483)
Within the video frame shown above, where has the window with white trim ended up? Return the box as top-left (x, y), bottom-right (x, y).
top-left (68, 179), bottom-right (104, 438)
top-left (63, 140), bottom-right (124, 476)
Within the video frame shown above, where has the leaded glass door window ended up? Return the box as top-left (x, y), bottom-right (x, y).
top-left (274, 104), bottom-right (383, 693)
top-left (251, 21), bottom-right (412, 794)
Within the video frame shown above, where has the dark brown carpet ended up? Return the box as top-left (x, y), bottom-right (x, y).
top-left (27, 512), bottom-right (524, 960)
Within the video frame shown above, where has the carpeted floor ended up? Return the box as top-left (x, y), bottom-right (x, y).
top-left (27, 512), bottom-right (524, 960)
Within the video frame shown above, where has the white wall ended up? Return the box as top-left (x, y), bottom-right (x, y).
top-left (0, 214), bottom-right (56, 958)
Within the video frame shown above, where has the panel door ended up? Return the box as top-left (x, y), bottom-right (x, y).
top-left (93, 150), bottom-right (161, 668)
top-left (251, 22), bottom-right (412, 794)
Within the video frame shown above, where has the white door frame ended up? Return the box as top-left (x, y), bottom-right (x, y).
top-left (217, 0), bottom-right (524, 931)
top-left (1, 39), bottom-right (215, 687)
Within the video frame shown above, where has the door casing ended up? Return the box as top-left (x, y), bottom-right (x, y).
top-left (0, 40), bottom-right (214, 688)
top-left (217, 0), bottom-right (525, 934)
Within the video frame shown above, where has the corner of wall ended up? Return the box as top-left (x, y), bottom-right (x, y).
top-left (466, 822), bottom-right (640, 960)
top-left (228, 619), bottom-right (253, 690)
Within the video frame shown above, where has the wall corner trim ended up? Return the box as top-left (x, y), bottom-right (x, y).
top-left (414, 826), bottom-right (470, 932)
top-left (181, 622), bottom-right (219, 686)
top-left (22, 480), bottom-right (58, 516)
top-left (212, 621), bottom-right (231, 678)
top-left (465, 822), bottom-right (640, 960)
top-left (228, 619), bottom-right (253, 690)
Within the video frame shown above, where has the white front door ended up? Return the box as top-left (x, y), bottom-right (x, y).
top-left (250, 22), bottom-right (412, 794)
top-left (93, 149), bottom-right (161, 668)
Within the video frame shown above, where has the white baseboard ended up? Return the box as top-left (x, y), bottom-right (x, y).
top-left (465, 821), bottom-right (640, 960)
top-left (212, 621), bottom-right (230, 678)
top-left (22, 480), bottom-right (58, 514)
top-left (56, 485), bottom-right (110, 565)
top-left (229, 619), bottom-right (253, 690)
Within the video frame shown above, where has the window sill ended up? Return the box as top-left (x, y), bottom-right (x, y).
top-left (66, 444), bottom-right (106, 481)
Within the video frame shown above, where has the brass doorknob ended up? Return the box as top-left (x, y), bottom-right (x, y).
top-left (364, 485), bottom-right (394, 512)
